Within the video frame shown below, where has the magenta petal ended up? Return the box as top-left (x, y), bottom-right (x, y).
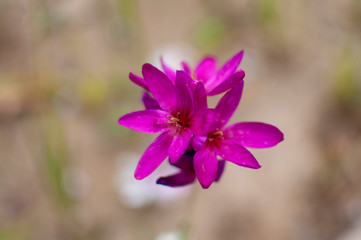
top-left (190, 109), bottom-right (219, 136)
top-left (160, 57), bottom-right (176, 82)
top-left (193, 82), bottom-right (207, 111)
top-left (194, 146), bottom-right (218, 189)
top-left (175, 71), bottom-right (193, 114)
top-left (134, 132), bottom-right (173, 180)
top-left (215, 81), bottom-right (244, 128)
top-left (129, 72), bottom-right (150, 91)
top-left (192, 135), bottom-right (207, 151)
top-left (168, 128), bottom-right (192, 164)
top-left (181, 61), bottom-right (192, 76)
top-left (142, 63), bottom-right (177, 112)
top-left (118, 109), bottom-right (170, 133)
top-left (217, 140), bottom-right (261, 169)
top-left (216, 50), bottom-right (244, 83)
top-left (172, 152), bottom-right (194, 170)
top-left (194, 57), bottom-right (217, 84)
top-left (142, 92), bottom-right (161, 110)
top-left (208, 70), bottom-right (245, 96)
top-left (156, 170), bottom-right (195, 187)
top-left (223, 122), bottom-right (284, 148)
top-left (215, 160), bottom-right (225, 182)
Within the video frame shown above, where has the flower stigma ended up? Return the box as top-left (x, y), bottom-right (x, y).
top-left (207, 130), bottom-right (224, 142)
top-left (191, 72), bottom-right (197, 80)
top-left (167, 114), bottom-right (189, 130)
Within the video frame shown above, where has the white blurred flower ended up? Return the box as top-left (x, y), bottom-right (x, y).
top-left (338, 214), bottom-right (361, 240)
top-left (148, 43), bottom-right (198, 70)
top-left (155, 230), bottom-right (182, 240)
top-left (113, 152), bottom-right (192, 208)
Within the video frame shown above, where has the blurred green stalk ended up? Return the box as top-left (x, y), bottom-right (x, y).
top-left (41, 113), bottom-right (72, 210)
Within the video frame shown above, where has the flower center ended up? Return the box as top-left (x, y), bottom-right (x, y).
top-left (167, 113), bottom-right (189, 130)
top-left (207, 130), bottom-right (224, 142)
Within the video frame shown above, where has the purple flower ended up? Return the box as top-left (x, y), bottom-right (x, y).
top-left (129, 51), bottom-right (245, 96)
top-left (118, 64), bottom-right (218, 180)
top-left (192, 81), bottom-right (284, 188)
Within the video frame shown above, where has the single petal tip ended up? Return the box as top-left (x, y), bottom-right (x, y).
top-left (134, 172), bottom-right (144, 180)
top-left (169, 157), bottom-right (178, 165)
top-left (200, 182), bottom-right (212, 189)
top-left (118, 117), bottom-right (125, 125)
top-left (248, 162), bottom-right (261, 169)
top-left (239, 69), bottom-right (246, 78)
top-left (142, 63), bottom-right (153, 71)
top-left (274, 129), bottom-right (284, 145)
top-left (156, 178), bottom-right (165, 185)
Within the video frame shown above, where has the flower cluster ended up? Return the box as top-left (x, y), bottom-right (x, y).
top-left (118, 51), bottom-right (284, 189)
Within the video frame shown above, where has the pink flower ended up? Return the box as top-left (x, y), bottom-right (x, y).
top-left (118, 51), bottom-right (284, 189)
top-left (129, 51), bottom-right (245, 96)
top-left (192, 81), bottom-right (284, 188)
top-left (118, 64), bottom-right (218, 180)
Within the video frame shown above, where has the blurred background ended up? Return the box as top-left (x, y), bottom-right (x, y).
top-left (1, 0), bottom-right (361, 239)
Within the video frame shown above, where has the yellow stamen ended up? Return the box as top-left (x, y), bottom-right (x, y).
top-left (168, 115), bottom-right (180, 124)
top-left (208, 131), bottom-right (224, 141)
